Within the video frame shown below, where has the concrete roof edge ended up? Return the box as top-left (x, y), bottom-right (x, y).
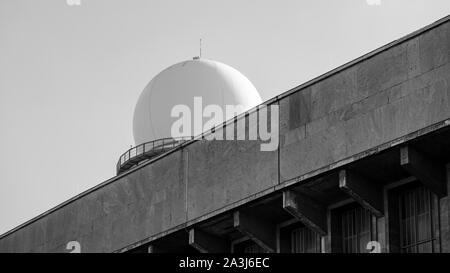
top-left (274, 14), bottom-right (450, 101)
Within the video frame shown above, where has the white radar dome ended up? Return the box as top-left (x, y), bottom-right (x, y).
top-left (133, 58), bottom-right (263, 145)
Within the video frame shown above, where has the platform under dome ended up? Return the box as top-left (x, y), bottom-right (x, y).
top-left (133, 58), bottom-right (263, 146)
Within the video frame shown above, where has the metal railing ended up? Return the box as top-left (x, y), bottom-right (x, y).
top-left (116, 137), bottom-right (189, 174)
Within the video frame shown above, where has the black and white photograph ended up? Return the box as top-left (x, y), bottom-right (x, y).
top-left (1, 0), bottom-right (450, 269)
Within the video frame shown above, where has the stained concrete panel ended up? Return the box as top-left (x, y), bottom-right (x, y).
top-left (356, 43), bottom-right (409, 98)
top-left (0, 151), bottom-right (186, 253)
top-left (419, 21), bottom-right (450, 74)
top-left (186, 138), bottom-right (278, 221)
top-left (311, 67), bottom-right (359, 121)
top-left (280, 22), bottom-right (450, 183)
top-left (185, 108), bottom-right (279, 221)
top-left (289, 87), bottom-right (312, 129)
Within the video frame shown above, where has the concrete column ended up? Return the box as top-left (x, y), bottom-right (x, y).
top-left (440, 163), bottom-right (450, 253)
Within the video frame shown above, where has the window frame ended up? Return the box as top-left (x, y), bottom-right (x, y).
top-left (385, 178), bottom-right (441, 253)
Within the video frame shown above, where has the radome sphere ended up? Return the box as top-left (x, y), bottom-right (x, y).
top-left (133, 58), bottom-right (262, 145)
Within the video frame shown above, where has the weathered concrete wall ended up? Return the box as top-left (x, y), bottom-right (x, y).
top-left (1, 17), bottom-right (449, 253)
top-left (186, 139), bottom-right (278, 220)
top-left (186, 108), bottom-right (279, 220)
top-left (0, 151), bottom-right (187, 252)
top-left (279, 20), bottom-right (450, 183)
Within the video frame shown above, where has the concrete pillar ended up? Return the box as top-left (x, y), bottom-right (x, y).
top-left (440, 163), bottom-right (450, 253)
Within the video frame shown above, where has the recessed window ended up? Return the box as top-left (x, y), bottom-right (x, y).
top-left (279, 222), bottom-right (321, 253)
top-left (399, 185), bottom-right (436, 253)
top-left (290, 226), bottom-right (321, 253)
top-left (340, 206), bottom-right (374, 253)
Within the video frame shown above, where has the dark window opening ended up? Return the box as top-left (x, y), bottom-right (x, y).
top-left (339, 205), bottom-right (375, 253)
top-left (399, 185), bottom-right (436, 253)
top-left (290, 226), bottom-right (321, 253)
top-left (279, 222), bottom-right (321, 253)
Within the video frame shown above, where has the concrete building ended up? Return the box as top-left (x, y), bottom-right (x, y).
top-left (1, 15), bottom-right (450, 253)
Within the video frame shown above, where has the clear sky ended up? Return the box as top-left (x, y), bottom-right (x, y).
top-left (1, 0), bottom-right (450, 235)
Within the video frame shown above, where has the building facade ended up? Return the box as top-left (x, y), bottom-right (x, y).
top-left (1, 16), bottom-right (450, 253)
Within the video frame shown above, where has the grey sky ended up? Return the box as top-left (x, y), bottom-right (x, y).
top-left (1, 0), bottom-right (449, 235)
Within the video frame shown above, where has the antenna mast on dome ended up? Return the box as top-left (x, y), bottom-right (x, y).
top-left (193, 38), bottom-right (202, 60)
